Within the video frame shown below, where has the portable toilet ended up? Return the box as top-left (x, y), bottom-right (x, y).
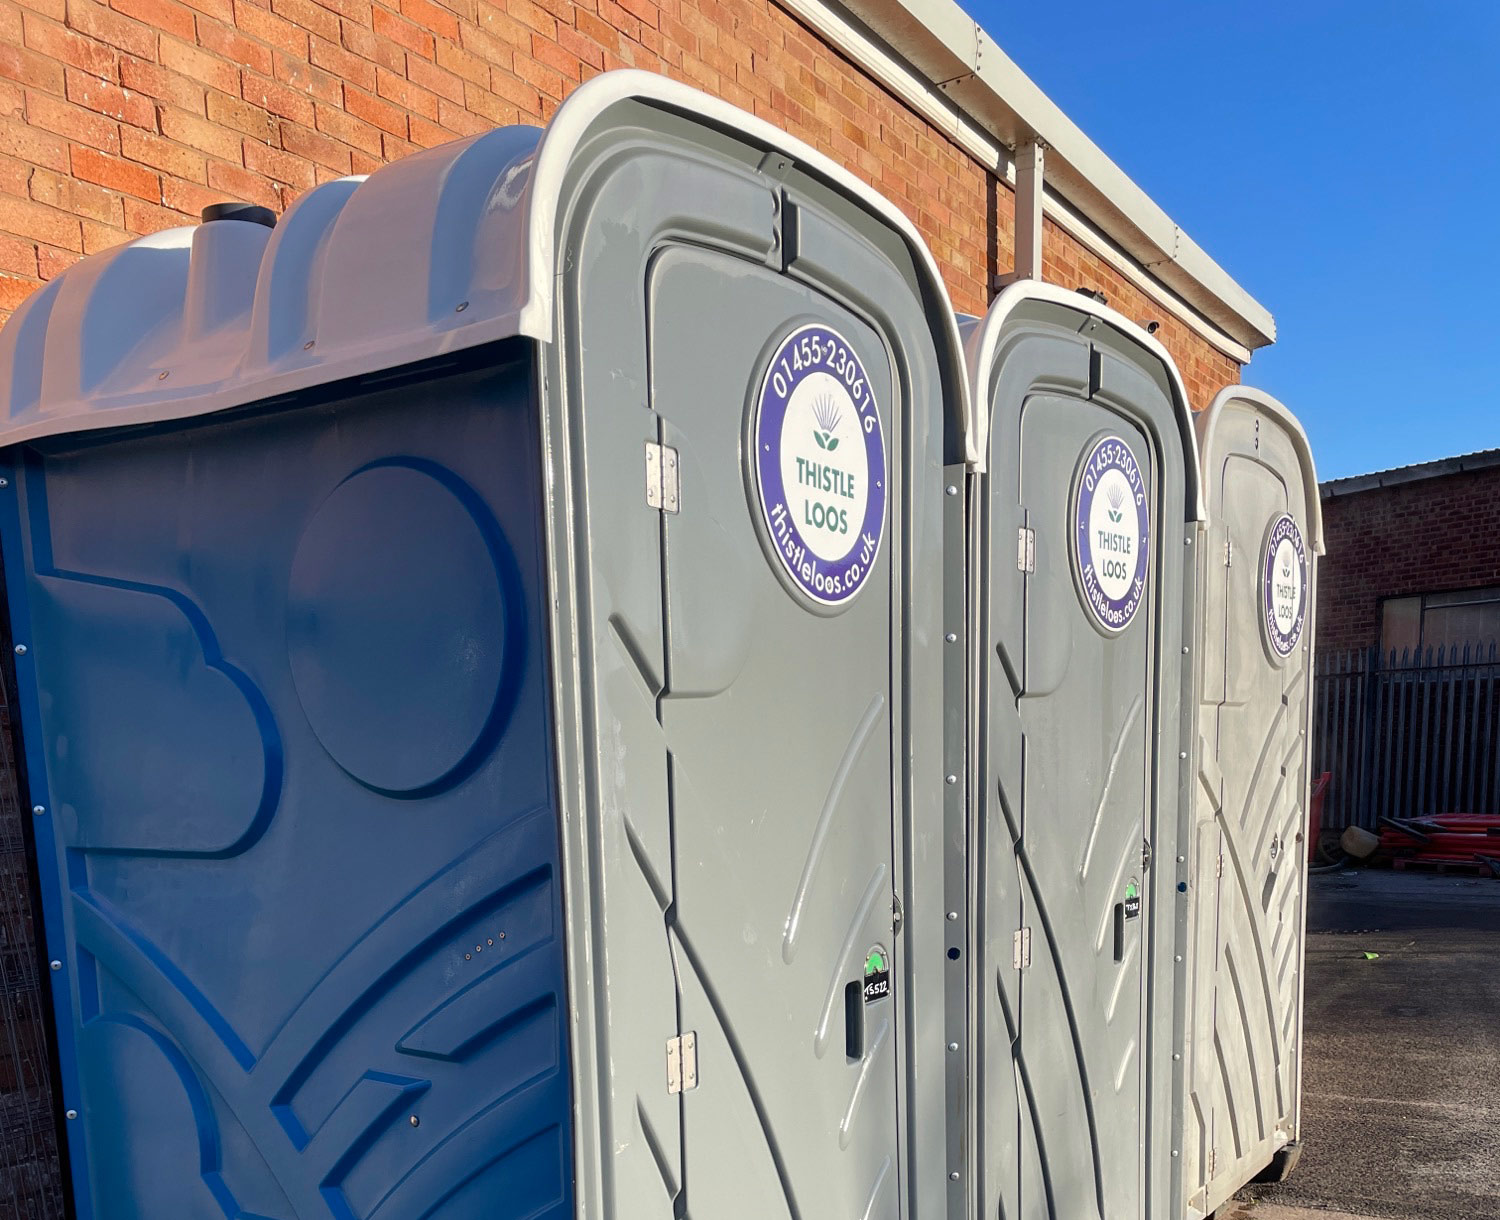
top-left (957, 282), bottom-right (1201, 1220)
top-left (0, 71), bottom-right (970, 1220)
top-left (1181, 386), bottom-right (1323, 1218)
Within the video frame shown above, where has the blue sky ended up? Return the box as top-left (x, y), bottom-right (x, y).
top-left (966, 1), bottom-right (1500, 480)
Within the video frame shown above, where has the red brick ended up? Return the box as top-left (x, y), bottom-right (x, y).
top-left (197, 17), bottom-right (273, 75)
top-left (71, 144), bottom-right (160, 199)
top-left (29, 163), bottom-right (124, 223)
top-left (243, 137), bottom-right (315, 187)
top-left (120, 51), bottom-right (207, 110)
top-left (0, 272), bottom-right (39, 311)
top-left (109, 0), bottom-right (193, 40)
top-left (234, 0), bottom-right (309, 57)
top-left (432, 38), bottom-right (486, 85)
top-left (0, 113), bottom-right (69, 170)
top-left (529, 33), bottom-right (580, 81)
top-left (206, 88), bottom-right (278, 140)
top-left (313, 97), bottom-right (382, 153)
top-left (278, 118), bottom-right (350, 170)
top-left (374, 64), bottom-right (437, 119)
top-left (241, 70), bottom-right (316, 123)
top-left (158, 37), bottom-right (240, 94)
top-left (0, 195), bottom-right (82, 248)
top-left (26, 90), bottom-right (122, 152)
top-left (0, 231), bottom-right (37, 277)
top-left (486, 64), bottom-right (539, 111)
top-left (349, 147), bottom-right (379, 174)
top-left (123, 192), bottom-right (191, 231)
top-left (268, 0), bottom-right (338, 39)
top-left (398, 0), bottom-right (455, 39)
top-left (206, 157), bottom-right (280, 207)
top-left (309, 34), bottom-right (374, 90)
top-left (343, 82), bottom-right (405, 135)
top-left (22, 13), bottom-right (119, 78)
top-left (461, 79), bottom-right (517, 126)
top-left (80, 216), bottom-right (127, 251)
top-left (0, 40), bottom-right (67, 92)
top-left (64, 0), bottom-right (156, 57)
top-left (557, 20), bottom-right (604, 68)
top-left (370, 6), bottom-right (432, 57)
top-left (405, 50), bottom-right (462, 102)
top-left (65, 65), bottom-right (155, 127)
top-left (36, 241), bottom-right (81, 277)
top-left (121, 124), bottom-right (206, 180)
top-left (160, 172), bottom-right (222, 213)
top-left (159, 103), bottom-right (243, 159)
top-left (272, 48), bottom-right (341, 104)
top-left (436, 95), bottom-right (486, 134)
top-left (510, 51), bottom-right (563, 100)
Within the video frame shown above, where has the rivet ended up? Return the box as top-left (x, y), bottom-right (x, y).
top-left (1171, 1149), bottom-right (1179, 1158)
top-left (475, 944), bottom-right (482, 953)
top-left (1178, 751), bottom-right (1187, 759)
top-left (498, 931), bottom-right (506, 940)
top-left (1174, 955), bottom-right (1183, 962)
top-left (945, 485), bottom-right (958, 496)
top-left (945, 633), bottom-right (957, 643)
top-left (945, 774), bottom-right (957, 785)
top-left (949, 1172), bottom-right (960, 1181)
top-left (464, 953), bottom-right (471, 960)
top-left (0, 477), bottom-right (8, 487)
top-left (1173, 1053), bottom-right (1181, 1061)
top-left (455, 301), bottom-right (469, 313)
top-left (32, 805), bottom-right (44, 816)
top-left (948, 1042), bottom-right (959, 1052)
top-left (487, 939), bottom-right (493, 946)
top-left (409, 1115), bottom-right (420, 1128)
top-left (1182, 646), bottom-right (1189, 654)
top-left (65, 1109), bottom-right (78, 1121)
top-left (13, 644), bottom-right (26, 655)
top-left (946, 911), bottom-right (958, 921)
top-left (303, 340), bottom-right (315, 351)
top-left (1184, 537), bottom-right (1192, 546)
top-left (1176, 855), bottom-right (1185, 864)
top-left (158, 370), bottom-right (169, 381)
top-left (49, 960), bottom-right (61, 971)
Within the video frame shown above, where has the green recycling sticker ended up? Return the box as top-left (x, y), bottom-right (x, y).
top-left (863, 946), bottom-right (891, 1003)
top-left (1124, 880), bottom-right (1141, 920)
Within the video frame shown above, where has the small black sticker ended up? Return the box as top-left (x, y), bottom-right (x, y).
top-left (1124, 880), bottom-right (1141, 920)
top-left (863, 947), bottom-right (890, 1003)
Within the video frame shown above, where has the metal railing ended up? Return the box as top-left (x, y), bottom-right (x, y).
top-left (1314, 640), bottom-right (1500, 832)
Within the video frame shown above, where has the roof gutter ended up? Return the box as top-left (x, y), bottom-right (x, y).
top-left (776, 0), bottom-right (1276, 360)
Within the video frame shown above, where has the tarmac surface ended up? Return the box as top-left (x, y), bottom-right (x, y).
top-left (1227, 868), bottom-right (1500, 1220)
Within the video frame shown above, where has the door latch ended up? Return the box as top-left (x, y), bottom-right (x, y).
top-left (1013, 927), bottom-right (1032, 970)
top-left (1017, 526), bottom-right (1035, 573)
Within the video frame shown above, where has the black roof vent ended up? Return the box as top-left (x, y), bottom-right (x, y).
top-left (200, 202), bottom-right (277, 228)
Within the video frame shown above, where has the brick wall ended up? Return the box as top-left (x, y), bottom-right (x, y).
top-left (1317, 466), bottom-right (1500, 651)
top-left (0, 0), bottom-right (1241, 402)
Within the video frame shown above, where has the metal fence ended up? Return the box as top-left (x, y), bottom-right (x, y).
top-left (1314, 640), bottom-right (1500, 833)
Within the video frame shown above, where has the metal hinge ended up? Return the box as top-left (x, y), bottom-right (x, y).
top-left (1208, 1149), bottom-right (1217, 1177)
top-left (1017, 526), bottom-right (1035, 573)
top-left (1013, 927), bottom-right (1032, 970)
top-left (1224, 537), bottom-right (1233, 567)
top-left (1217, 852), bottom-right (1224, 880)
top-left (666, 1032), bottom-right (698, 1094)
top-left (645, 441), bottom-right (680, 513)
top-left (1142, 840), bottom-right (1153, 873)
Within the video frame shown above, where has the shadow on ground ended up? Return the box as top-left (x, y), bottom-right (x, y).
top-left (1226, 870), bottom-right (1500, 1220)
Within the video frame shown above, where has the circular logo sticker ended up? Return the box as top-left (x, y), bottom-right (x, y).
top-left (1073, 435), bottom-right (1150, 634)
top-left (1262, 512), bottom-right (1307, 658)
top-left (752, 323), bottom-right (887, 606)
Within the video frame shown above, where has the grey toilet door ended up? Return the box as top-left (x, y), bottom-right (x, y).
top-left (1014, 398), bottom-right (1152, 1220)
top-left (1188, 402), bottom-right (1314, 1210)
top-left (649, 247), bottom-right (901, 1220)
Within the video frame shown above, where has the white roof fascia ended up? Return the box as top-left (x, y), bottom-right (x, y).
top-left (809, 0), bottom-right (1276, 355)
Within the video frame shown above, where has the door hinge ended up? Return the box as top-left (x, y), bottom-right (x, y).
top-left (645, 441), bottom-right (680, 513)
top-left (1224, 537), bottom-right (1233, 567)
top-left (1217, 852), bottom-right (1224, 880)
top-left (1208, 1148), bottom-right (1217, 1177)
top-left (1013, 927), bottom-right (1032, 970)
top-left (1016, 526), bottom-right (1035, 573)
top-left (1142, 840), bottom-right (1153, 873)
top-left (666, 1032), bottom-right (698, 1094)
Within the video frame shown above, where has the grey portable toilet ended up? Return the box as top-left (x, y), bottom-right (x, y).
top-left (957, 282), bottom-right (1201, 1220)
top-left (0, 71), bottom-right (969, 1220)
top-left (1181, 386), bottom-right (1323, 1218)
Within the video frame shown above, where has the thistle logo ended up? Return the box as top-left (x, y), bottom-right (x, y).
top-left (752, 323), bottom-right (887, 607)
top-left (1262, 513), bottom-right (1307, 659)
top-left (1072, 434), bottom-right (1150, 634)
top-left (812, 394), bottom-right (842, 452)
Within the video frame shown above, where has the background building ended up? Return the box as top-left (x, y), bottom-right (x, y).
top-left (1318, 449), bottom-right (1500, 654)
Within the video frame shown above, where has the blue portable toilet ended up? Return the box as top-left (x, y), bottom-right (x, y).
top-left (0, 72), bottom-right (969, 1218)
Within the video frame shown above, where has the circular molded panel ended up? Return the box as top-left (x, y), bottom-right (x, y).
top-left (751, 323), bottom-right (887, 607)
top-left (288, 462), bottom-right (513, 795)
top-left (1071, 434), bottom-right (1151, 634)
top-left (1262, 511), bottom-right (1308, 660)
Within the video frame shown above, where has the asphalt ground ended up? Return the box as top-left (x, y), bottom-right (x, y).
top-left (1226, 868), bottom-right (1500, 1220)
